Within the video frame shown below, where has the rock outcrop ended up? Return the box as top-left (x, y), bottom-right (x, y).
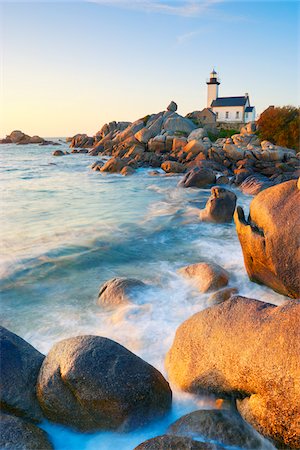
top-left (200, 187), bottom-right (237, 223)
top-left (37, 335), bottom-right (172, 432)
top-left (0, 326), bottom-right (44, 422)
top-left (0, 130), bottom-right (56, 146)
top-left (0, 413), bottom-right (53, 450)
top-left (234, 179), bottom-right (300, 298)
top-left (166, 296), bottom-right (300, 448)
top-left (178, 262), bottom-right (229, 293)
top-left (97, 277), bottom-right (146, 308)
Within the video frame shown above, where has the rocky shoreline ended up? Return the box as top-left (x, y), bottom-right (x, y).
top-left (1, 103), bottom-right (299, 450)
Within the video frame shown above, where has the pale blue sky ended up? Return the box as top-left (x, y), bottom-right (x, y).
top-left (1, 1), bottom-right (299, 136)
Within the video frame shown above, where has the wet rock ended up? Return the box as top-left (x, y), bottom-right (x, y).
top-left (37, 335), bottom-right (172, 432)
top-left (0, 413), bottom-right (53, 450)
top-left (97, 277), bottom-right (146, 308)
top-left (234, 179), bottom-right (299, 298)
top-left (239, 174), bottom-right (275, 195)
top-left (178, 262), bottom-right (229, 293)
top-left (167, 101), bottom-right (177, 112)
top-left (161, 161), bottom-right (186, 173)
top-left (167, 409), bottom-right (263, 449)
top-left (134, 435), bottom-right (221, 450)
top-left (52, 150), bottom-right (65, 156)
top-left (0, 326), bottom-right (44, 422)
top-left (208, 287), bottom-right (238, 305)
top-left (216, 175), bottom-right (229, 185)
top-left (200, 186), bottom-right (237, 223)
top-left (166, 296), bottom-right (300, 448)
top-left (120, 166), bottom-right (135, 176)
top-left (179, 168), bottom-right (216, 188)
top-left (100, 157), bottom-right (126, 173)
top-left (90, 160), bottom-right (104, 171)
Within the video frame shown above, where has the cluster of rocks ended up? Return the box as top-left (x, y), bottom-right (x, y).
top-left (65, 102), bottom-right (299, 192)
top-left (0, 130), bottom-right (59, 146)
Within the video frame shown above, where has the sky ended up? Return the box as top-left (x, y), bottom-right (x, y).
top-left (0, 0), bottom-right (299, 137)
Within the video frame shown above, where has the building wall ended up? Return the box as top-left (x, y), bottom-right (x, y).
top-left (207, 84), bottom-right (219, 108)
top-left (212, 106), bottom-right (245, 123)
top-left (244, 107), bottom-right (256, 122)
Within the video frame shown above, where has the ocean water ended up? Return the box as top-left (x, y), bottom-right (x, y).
top-left (0, 143), bottom-right (285, 450)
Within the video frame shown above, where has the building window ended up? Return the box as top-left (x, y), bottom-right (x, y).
top-left (226, 111), bottom-right (229, 119)
top-left (236, 111), bottom-right (239, 119)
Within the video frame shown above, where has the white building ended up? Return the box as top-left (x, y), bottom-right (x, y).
top-left (206, 70), bottom-right (256, 123)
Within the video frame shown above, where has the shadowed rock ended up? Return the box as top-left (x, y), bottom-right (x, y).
top-left (208, 287), bottom-right (238, 305)
top-left (0, 413), bottom-right (53, 450)
top-left (134, 435), bottom-right (222, 450)
top-left (179, 168), bottom-right (216, 188)
top-left (0, 326), bottom-right (44, 422)
top-left (166, 296), bottom-right (300, 448)
top-left (167, 409), bottom-right (265, 449)
top-left (37, 335), bottom-right (172, 432)
top-left (234, 179), bottom-right (300, 298)
top-left (200, 187), bottom-right (237, 223)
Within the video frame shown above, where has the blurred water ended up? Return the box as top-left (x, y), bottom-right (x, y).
top-left (0, 143), bottom-right (283, 449)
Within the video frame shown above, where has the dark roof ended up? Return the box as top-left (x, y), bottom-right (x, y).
top-left (211, 96), bottom-right (248, 107)
top-left (245, 106), bottom-right (254, 112)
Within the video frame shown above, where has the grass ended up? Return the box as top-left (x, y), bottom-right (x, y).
top-left (208, 128), bottom-right (239, 142)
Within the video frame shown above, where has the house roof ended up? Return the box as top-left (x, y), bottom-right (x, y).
top-left (245, 106), bottom-right (254, 112)
top-left (211, 96), bottom-right (248, 107)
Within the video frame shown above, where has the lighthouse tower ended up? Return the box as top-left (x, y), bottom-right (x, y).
top-left (206, 69), bottom-right (220, 107)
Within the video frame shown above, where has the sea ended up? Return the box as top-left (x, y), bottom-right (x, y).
top-left (0, 141), bottom-right (284, 450)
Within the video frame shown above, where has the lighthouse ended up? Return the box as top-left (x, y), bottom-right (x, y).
top-left (206, 69), bottom-right (220, 108)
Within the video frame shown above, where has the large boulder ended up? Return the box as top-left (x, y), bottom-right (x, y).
top-left (166, 296), bottom-right (300, 448)
top-left (178, 262), bottom-right (229, 293)
top-left (37, 335), bottom-right (172, 432)
top-left (8, 130), bottom-right (27, 143)
top-left (163, 114), bottom-right (196, 135)
top-left (134, 435), bottom-right (221, 450)
top-left (97, 277), bottom-right (146, 308)
top-left (179, 168), bottom-right (216, 188)
top-left (199, 187), bottom-right (237, 223)
top-left (0, 326), bottom-right (44, 422)
top-left (234, 179), bottom-right (300, 298)
top-left (187, 128), bottom-right (207, 142)
top-left (167, 409), bottom-right (264, 449)
top-left (0, 413), bottom-right (53, 450)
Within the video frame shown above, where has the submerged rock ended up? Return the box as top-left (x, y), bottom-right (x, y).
top-left (178, 262), bottom-right (229, 293)
top-left (0, 413), bottom-right (53, 450)
top-left (200, 186), bottom-right (237, 223)
top-left (97, 277), bottom-right (146, 308)
top-left (234, 179), bottom-right (300, 298)
top-left (52, 150), bottom-right (65, 156)
top-left (166, 296), bottom-right (300, 448)
top-left (167, 409), bottom-right (264, 449)
top-left (134, 435), bottom-right (222, 450)
top-left (37, 335), bottom-right (172, 432)
top-left (0, 326), bottom-right (44, 422)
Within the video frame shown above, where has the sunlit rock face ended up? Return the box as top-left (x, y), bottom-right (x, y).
top-left (234, 179), bottom-right (300, 299)
top-left (166, 296), bottom-right (300, 448)
top-left (37, 335), bottom-right (172, 432)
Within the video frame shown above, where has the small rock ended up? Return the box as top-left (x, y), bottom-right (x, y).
top-left (161, 161), bottom-right (186, 173)
top-left (52, 150), bottom-right (65, 156)
top-left (179, 168), bottom-right (216, 188)
top-left (120, 166), bottom-right (135, 176)
top-left (97, 277), bottom-right (146, 308)
top-left (178, 262), bottom-right (229, 293)
top-left (134, 435), bottom-right (221, 450)
top-left (208, 287), bottom-right (238, 305)
top-left (167, 101), bottom-right (177, 112)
